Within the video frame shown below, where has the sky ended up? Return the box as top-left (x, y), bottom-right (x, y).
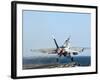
top-left (22, 10), bottom-right (91, 58)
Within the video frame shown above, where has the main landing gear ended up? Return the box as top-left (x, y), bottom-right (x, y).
top-left (70, 57), bottom-right (74, 62)
top-left (56, 54), bottom-right (74, 63)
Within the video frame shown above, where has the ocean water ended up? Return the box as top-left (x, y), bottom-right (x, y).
top-left (23, 56), bottom-right (91, 66)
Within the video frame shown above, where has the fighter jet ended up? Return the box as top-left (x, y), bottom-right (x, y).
top-left (30, 35), bottom-right (90, 62)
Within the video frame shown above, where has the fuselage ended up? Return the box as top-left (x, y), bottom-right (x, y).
top-left (56, 47), bottom-right (78, 57)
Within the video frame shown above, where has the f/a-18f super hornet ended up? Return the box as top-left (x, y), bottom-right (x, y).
top-left (30, 35), bottom-right (90, 62)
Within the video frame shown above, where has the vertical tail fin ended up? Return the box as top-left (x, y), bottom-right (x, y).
top-left (63, 35), bottom-right (71, 47)
top-left (52, 35), bottom-right (59, 49)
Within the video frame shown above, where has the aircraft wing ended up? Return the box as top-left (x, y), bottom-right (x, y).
top-left (30, 48), bottom-right (56, 53)
top-left (69, 47), bottom-right (90, 52)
